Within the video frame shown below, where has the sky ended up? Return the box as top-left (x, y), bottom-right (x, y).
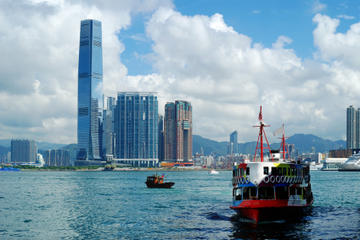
top-left (0, 0), bottom-right (360, 144)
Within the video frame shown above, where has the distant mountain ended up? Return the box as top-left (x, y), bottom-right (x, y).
top-left (61, 143), bottom-right (77, 152)
top-left (192, 135), bottom-right (227, 155)
top-left (286, 134), bottom-right (346, 153)
top-left (0, 139), bottom-right (66, 150)
top-left (193, 134), bottom-right (346, 155)
top-left (0, 145), bottom-right (10, 155)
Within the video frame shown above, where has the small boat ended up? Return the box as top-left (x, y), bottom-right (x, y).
top-left (0, 167), bottom-right (20, 172)
top-left (145, 174), bottom-right (174, 188)
top-left (209, 169), bottom-right (219, 174)
top-left (230, 106), bottom-right (313, 223)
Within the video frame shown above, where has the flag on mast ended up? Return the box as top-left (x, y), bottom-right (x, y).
top-left (258, 106), bottom-right (263, 121)
top-left (273, 124), bottom-right (284, 136)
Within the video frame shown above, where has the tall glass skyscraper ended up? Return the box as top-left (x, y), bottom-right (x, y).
top-left (229, 131), bottom-right (238, 155)
top-left (77, 19), bottom-right (103, 160)
top-left (114, 92), bottom-right (158, 163)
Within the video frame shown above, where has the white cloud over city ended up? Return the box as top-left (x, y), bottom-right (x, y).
top-left (0, 0), bottom-right (358, 143)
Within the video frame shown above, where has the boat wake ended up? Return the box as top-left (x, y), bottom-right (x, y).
top-left (205, 212), bottom-right (231, 221)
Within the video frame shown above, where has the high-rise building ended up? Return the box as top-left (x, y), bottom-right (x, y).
top-left (164, 101), bottom-right (192, 162)
top-left (158, 115), bottom-right (164, 161)
top-left (77, 19), bottom-right (103, 161)
top-left (114, 92), bottom-right (158, 167)
top-left (102, 97), bottom-right (116, 159)
top-left (347, 105), bottom-right (357, 149)
top-left (43, 149), bottom-right (71, 167)
top-left (164, 102), bottom-right (176, 161)
top-left (229, 131), bottom-right (238, 155)
top-left (356, 108), bottom-right (360, 149)
top-left (11, 139), bottom-right (37, 163)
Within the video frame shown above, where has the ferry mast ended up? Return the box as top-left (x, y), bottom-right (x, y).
top-left (253, 106), bottom-right (273, 162)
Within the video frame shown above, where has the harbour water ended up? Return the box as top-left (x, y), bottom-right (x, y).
top-left (0, 170), bottom-right (359, 239)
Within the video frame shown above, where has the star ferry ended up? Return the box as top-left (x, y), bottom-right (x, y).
top-left (230, 106), bottom-right (313, 223)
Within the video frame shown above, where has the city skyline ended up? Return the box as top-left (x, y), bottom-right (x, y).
top-left (1, 0), bottom-right (360, 144)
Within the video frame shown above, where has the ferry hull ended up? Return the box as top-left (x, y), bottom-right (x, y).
top-left (231, 200), bottom-right (312, 223)
top-left (145, 182), bottom-right (174, 188)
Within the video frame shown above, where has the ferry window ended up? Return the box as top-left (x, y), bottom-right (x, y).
top-left (283, 168), bottom-right (287, 176)
top-left (276, 186), bottom-right (289, 200)
top-left (296, 188), bottom-right (303, 196)
top-left (243, 187), bottom-right (257, 200)
top-left (258, 187), bottom-right (275, 200)
top-left (235, 188), bottom-right (242, 200)
top-left (278, 168), bottom-right (282, 176)
top-left (264, 167), bottom-right (269, 175)
top-left (271, 167), bottom-right (277, 175)
top-left (250, 187), bottom-right (257, 199)
top-left (243, 187), bottom-right (250, 200)
top-left (287, 168), bottom-right (290, 175)
top-left (246, 167), bottom-right (250, 175)
top-left (240, 168), bottom-right (244, 176)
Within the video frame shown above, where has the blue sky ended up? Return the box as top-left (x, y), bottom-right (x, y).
top-left (121, 0), bottom-right (359, 75)
top-left (2, 0), bottom-right (360, 143)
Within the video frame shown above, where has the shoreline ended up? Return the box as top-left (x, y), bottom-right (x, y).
top-left (18, 167), bottom-right (232, 172)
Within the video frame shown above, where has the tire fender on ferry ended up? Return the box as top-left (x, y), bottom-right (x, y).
top-left (281, 176), bottom-right (285, 183)
top-left (276, 176), bottom-right (281, 183)
top-left (245, 177), bottom-right (250, 184)
top-left (264, 176), bottom-right (269, 183)
top-left (270, 176), bottom-right (275, 183)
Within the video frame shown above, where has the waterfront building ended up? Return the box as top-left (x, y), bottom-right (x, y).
top-left (102, 97), bottom-right (116, 160)
top-left (11, 139), bottom-right (37, 163)
top-left (164, 102), bottom-right (176, 161)
top-left (77, 19), bottom-right (103, 162)
top-left (347, 105), bottom-right (357, 149)
top-left (229, 131), bottom-right (238, 155)
top-left (114, 92), bottom-right (158, 167)
top-left (43, 149), bottom-right (71, 167)
top-left (164, 101), bottom-right (192, 162)
top-left (158, 115), bottom-right (164, 161)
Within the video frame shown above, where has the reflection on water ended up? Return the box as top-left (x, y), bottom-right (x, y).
top-left (229, 205), bottom-right (360, 240)
top-left (230, 210), bottom-right (312, 240)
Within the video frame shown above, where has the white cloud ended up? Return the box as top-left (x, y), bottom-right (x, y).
top-left (141, 8), bottom-right (360, 142)
top-left (312, 0), bottom-right (327, 13)
top-left (1, 1), bottom-right (360, 145)
top-left (0, 0), bottom-right (172, 143)
top-left (337, 14), bottom-right (355, 20)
